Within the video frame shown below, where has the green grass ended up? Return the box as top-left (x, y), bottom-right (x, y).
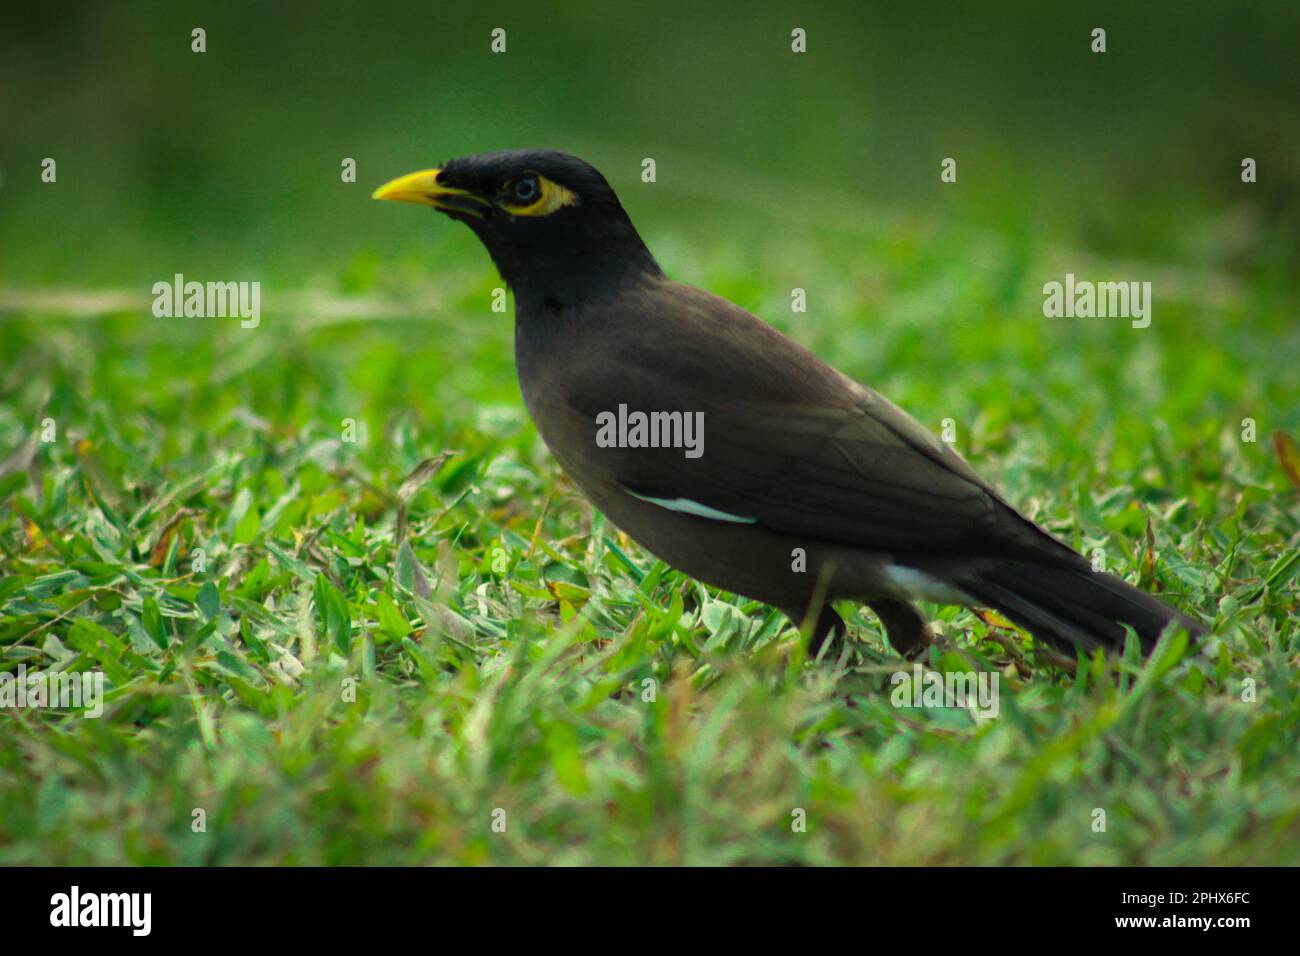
top-left (2, 184), bottom-right (1297, 865)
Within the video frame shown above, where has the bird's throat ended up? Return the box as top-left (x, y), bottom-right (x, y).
top-left (468, 224), bottom-right (661, 305)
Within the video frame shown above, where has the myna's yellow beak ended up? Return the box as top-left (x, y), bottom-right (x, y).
top-left (372, 168), bottom-right (488, 216)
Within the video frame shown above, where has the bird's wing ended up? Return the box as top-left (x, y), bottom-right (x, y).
top-left (563, 281), bottom-right (1075, 563)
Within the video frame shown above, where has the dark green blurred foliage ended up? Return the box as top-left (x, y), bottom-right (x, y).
top-left (2, 0), bottom-right (1297, 297)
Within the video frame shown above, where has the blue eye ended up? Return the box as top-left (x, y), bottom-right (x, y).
top-left (512, 177), bottom-right (540, 203)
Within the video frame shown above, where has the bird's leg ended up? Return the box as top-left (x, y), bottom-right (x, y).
top-left (868, 599), bottom-right (935, 659)
top-left (785, 604), bottom-right (846, 656)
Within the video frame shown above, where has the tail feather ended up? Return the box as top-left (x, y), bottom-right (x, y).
top-left (956, 562), bottom-right (1205, 656)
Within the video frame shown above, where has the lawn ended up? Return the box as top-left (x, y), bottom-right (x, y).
top-left (1, 1), bottom-right (1297, 865)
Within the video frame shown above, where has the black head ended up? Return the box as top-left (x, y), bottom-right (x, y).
top-left (373, 149), bottom-right (661, 301)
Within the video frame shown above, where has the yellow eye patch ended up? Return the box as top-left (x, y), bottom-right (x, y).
top-left (499, 175), bottom-right (579, 217)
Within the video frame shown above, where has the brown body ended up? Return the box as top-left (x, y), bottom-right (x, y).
top-left (515, 274), bottom-right (1086, 651)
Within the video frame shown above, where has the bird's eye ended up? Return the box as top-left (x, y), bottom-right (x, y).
top-left (511, 176), bottom-right (540, 204)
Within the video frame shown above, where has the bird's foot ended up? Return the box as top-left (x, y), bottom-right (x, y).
top-left (868, 599), bottom-right (934, 660)
top-left (786, 604), bottom-right (847, 657)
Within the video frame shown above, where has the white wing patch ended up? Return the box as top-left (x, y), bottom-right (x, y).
top-left (884, 566), bottom-right (972, 605)
top-left (623, 488), bottom-right (757, 524)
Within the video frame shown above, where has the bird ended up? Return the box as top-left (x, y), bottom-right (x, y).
top-left (373, 149), bottom-right (1206, 659)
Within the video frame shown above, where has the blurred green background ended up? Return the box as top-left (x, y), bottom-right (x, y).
top-left (3, 0), bottom-right (1298, 292)
top-left (1, 1), bottom-right (1298, 865)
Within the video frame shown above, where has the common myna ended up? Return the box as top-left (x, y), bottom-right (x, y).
top-left (374, 149), bottom-right (1205, 658)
